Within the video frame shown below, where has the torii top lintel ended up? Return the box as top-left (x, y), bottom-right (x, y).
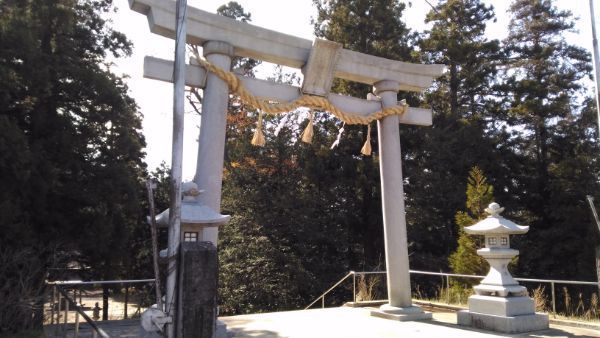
top-left (129, 0), bottom-right (445, 92)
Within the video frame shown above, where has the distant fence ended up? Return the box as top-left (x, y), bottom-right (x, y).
top-left (306, 270), bottom-right (600, 319)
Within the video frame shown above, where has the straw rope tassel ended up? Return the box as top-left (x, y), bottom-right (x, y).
top-left (361, 124), bottom-right (372, 156)
top-left (301, 111), bottom-right (315, 144)
top-left (251, 112), bottom-right (266, 146)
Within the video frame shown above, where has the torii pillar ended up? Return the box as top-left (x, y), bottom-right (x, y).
top-left (193, 41), bottom-right (233, 245)
top-left (372, 81), bottom-right (431, 320)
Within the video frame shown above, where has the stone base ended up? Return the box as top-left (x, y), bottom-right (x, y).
top-left (457, 310), bottom-right (549, 333)
top-left (468, 295), bottom-right (535, 317)
top-left (370, 305), bottom-right (432, 322)
top-left (216, 319), bottom-right (229, 338)
top-left (474, 284), bottom-right (528, 297)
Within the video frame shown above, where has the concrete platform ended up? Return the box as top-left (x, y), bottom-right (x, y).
top-left (220, 307), bottom-right (600, 338)
top-left (44, 307), bottom-right (600, 337)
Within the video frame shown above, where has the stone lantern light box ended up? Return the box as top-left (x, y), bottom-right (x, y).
top-left (153, 182), bottom-right (230, 244)
top-left (457, 202), bottom-right (549, 333)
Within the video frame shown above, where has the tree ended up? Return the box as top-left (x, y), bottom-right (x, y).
top-left (312, 0), bottom-right (419, 269)
top-left (404, 0), bottom-right (509, 271)
top-left (209, 2), bottom-right (351, 314)
top-left (500, 0), bottom-right (599, 279)
top-left (0, 0), bottom-right (146, 331)
top-left (449, 167), bottom-right (492, 277)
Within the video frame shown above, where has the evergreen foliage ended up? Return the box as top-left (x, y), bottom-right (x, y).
top-left (405, 0), bottom-right (508, 270)
top-left (500, 0), bottom-right (599, 279)
top-left (449, 167), bottom-right (492, 277)
top-left (215, 3), bottom-right (350, 314)
top-left (0, 0), bottom-right (146, 332)
top-left (311, 0), bottom-right (418, 270)
top-left (1, 0), bottom-right (599, 327)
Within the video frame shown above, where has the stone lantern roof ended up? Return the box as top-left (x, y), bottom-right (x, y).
top-left (153, 182), bottom-right (230, 227)
top-left (464, 203), bottom-right (528, 235)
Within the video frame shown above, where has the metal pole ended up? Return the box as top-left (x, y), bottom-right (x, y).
top-left (446, 275), bottom-right (450, 304)
top-left (590, 0), bottom-right (600, 140)
top-left (146, 180), bottom-right (163, 311)
top-left (74, 288), bottom-right (79, 337)
top-left (551, 282), bottom-right (556, 315)
top-left (322, 296), bottom-right (325, 308)
top-left (51, 286), bottom-right (56, 325)
top-left (586, 196), bottom-right (600, 293)
top-left (75, 303), bottom-right (80, 338)
top-left (587, 196), bottom-right (600, 233)
top-left (56, 291), bottom-right (61, 335)
top-left (166, 0), bottom-right (187, 337)
top-left (352, 272), bottom-right (356, 304)
top-left (124, 285), bottom-right (129, 319)
top-left (64, 291), bottom-right (69, 330)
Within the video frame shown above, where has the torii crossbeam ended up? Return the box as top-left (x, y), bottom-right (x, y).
top-left (130, 0), bottom-right (444, 323)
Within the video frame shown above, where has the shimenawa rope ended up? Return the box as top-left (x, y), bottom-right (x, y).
top-left (192, 51), bottom-right (407, 155)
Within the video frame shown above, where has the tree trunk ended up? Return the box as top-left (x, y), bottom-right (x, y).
top-left (449, 63), bottom-right (459, 117)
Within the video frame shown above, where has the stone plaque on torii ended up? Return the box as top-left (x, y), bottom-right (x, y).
top-left (131, 0), bottom-right (444, 321)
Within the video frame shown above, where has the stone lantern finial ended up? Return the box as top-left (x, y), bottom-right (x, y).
top-left (485, 202), bottom-right (504, 217)
top-left (182, 181), bottom-right (202, 201)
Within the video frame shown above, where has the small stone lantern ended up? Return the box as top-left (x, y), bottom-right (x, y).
top-left (154, 182), bottom-right (230, 245)
top-left (457, 202), bottom-right (548, 333)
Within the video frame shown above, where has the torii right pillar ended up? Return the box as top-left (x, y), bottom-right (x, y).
top-left (371, 80), bottom-right (432, 321)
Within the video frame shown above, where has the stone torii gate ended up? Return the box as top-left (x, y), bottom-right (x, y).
top-left (131, 0), bottom-right (444, 321)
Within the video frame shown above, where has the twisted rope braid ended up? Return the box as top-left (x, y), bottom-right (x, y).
top-left (192, 52), bottom-right (407, 125)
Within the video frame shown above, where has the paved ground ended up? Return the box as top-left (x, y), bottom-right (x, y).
top-left (45, 319), bottom-right (140, 338)
top-left (220, 307), bottom-right (600, 338)
top-left (44, 307), bottom-right (600, 337)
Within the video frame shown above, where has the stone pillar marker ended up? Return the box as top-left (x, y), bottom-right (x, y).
top-left (457, 202), bottom-right (549, 333)
top-left (193, 41), bottom-right (234, 246)
top-left (178, 241), bottom-right (218, 338)
top-left (370, 81), bottom-right (431, 321)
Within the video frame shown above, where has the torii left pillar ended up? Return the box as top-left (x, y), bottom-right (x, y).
top-left (193, 41), bottom-right (233, 245)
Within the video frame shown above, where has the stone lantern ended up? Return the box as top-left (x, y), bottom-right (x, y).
top-left (457, 202), bottom-right (548, 333)
top-left (154, 182), bottom-right (230, 244)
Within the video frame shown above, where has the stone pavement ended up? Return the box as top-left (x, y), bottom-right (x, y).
top-left (220, 307), bottom-right (600, 338)
top-left (44, 307), bottom-right (600, 337)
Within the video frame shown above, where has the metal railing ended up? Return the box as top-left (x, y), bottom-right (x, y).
top-left (46, 278), bottom-right (155, 337)
top-left (305, 270), bottom-right (600, 314)
top-left (304, 272), bottom-right (355, 309)
top-left (54, 285), bottom-right (110, 338)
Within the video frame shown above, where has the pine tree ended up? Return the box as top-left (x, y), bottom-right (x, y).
top-left (0, 0), bottom-right (146, 331)
top-left (404, 0), bottom-right (509, 270)
top-left (211, 3), bottom-right (351, 313)
top-left (501, 0), bottom-right (599, 279)
top-left (449, 167), bottom-right (492, 277)
top-left (421, 0), bottom-right (501, 119)
top-left (312, 0), bottom-right (419, 269)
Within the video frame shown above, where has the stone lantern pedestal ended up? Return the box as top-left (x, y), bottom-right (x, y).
top-left (457, 203), bottom-right (549, 333)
